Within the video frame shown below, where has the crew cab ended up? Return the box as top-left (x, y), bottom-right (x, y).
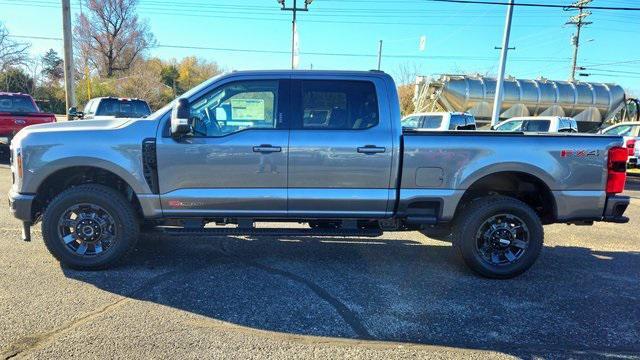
top-left (8, 71), bottom-right (631, 278)
top-left (494, 116), bottom-right (579, 133)
top-left (69, 97), bottom-right (151, 120)
top-left (401, 112), bottom-right (476, 131)
top-left (0, 92), bottom-right (56, 147)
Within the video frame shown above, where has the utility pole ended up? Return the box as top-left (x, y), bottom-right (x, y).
top-left (566, 0), bottom-right (592, 82)
top-left (61, 0), bottom-right (76, 119)
top-left (377, 40), bottom-right (383, 70)
top-left (278, 0), bottom-right (313, 70)
top-left (490, 0), bottom-right (514, 127)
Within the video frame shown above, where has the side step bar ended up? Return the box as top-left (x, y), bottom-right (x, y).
top-left (157, 227), bottom-right (383, 238)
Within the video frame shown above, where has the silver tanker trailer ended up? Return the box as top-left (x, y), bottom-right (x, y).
top-left (414, 74), bottom-right (638, 132)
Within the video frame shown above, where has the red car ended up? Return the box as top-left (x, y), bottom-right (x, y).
top-left (0, 92), bottom-right (56, 147)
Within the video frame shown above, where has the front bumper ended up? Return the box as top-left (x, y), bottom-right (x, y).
top-left (8, 189), bottom-right (35, 223)
top-left (602, 195), bottom-right (630, 223)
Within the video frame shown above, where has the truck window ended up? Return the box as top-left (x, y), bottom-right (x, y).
top-left (95, 99), bottom-right (151, 118)
top-left (449, 114), bottom-right (475, 130)
top-left (0, 95), bottom-right (37, 113)
top-left (189, 80), bottom-right (279, 137)
top-left (83, 99), bottom-right (96, 115)
top-left (420, 115), bottom-right (443, 129)
top-left (301, 80), bottom-right (378, 130)
top-left (604, 125), bottom-right (635, 136)
top-left (521, 120), bottom-right (550, 132)
top-left (401, 116), bottom-right (420, 128)
top-left (495, 120), bottom-right (523, 131)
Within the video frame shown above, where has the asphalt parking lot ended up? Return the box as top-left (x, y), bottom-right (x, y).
top-left (0, 165), bottom-right (638, 359)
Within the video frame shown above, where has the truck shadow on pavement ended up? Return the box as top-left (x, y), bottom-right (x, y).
top-left (61, 233), bottom-right (640, 358)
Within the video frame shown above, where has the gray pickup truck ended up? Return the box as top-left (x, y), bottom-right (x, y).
top-left (8, 70), bottom-right (631, 278)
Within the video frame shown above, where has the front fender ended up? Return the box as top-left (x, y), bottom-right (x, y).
top-left (22, 155), bottom-right (150, 195)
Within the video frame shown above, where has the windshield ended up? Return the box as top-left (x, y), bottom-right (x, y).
top-left (148, 73), bottom-right (226, 119)
top-left (604, 125), bottom-right (637, 136)
top-left (95, 99), bottom-right (151, 118)
top-left (0, 95), bottom-right (37, 113)
top-left (495, 120), bottom-right (523, 131)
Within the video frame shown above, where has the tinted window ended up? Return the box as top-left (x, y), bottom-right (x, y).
top-left (449, 114), bottom-right (475, 130)
top-left (301, 80), bottom-right (379, 130)
top-left (0, 95), bottom-right (37, 113)
top-left (95, 99), bottom-right (151, 118)
top-left (189, 80), bottom-right (279, 137)
top-left (522, 120), bottom-right (550, 132)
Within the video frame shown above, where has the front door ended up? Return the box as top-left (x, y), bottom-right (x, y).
top-left (287, 78), bottom-right (394, 217)
top-left (156, 78), bottom-right (290, 217)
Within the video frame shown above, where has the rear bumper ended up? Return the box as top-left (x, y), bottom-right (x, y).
top-left (602, 195), bottom-right (630, 223)
top-left (8, 189), bottom-right (35, 223)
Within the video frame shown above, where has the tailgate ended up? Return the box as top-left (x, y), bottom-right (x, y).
top-left (0, 112), bottom-right (56, 135)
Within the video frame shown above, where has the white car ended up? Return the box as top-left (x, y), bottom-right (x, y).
top-left (401, 112), bottom-right (476, 131)
top-left (599, 122), bottom-right (639, 168)
top-left (493, 116), bottom-right (579, 133)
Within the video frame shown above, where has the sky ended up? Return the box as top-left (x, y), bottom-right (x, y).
top-left (0, 0), bottom-right (639, 95)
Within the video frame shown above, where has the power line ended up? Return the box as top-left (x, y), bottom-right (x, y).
top-left (424, 0), bottom-right (640, 11)
top-left (9, 34), bottom-right (638, 67)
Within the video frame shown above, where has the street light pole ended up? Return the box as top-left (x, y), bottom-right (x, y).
top-left (61, 0), bottom-right (77, 119)
top-left (279, 0), bottom-right (312, 70)
top-left (490, 0), bottom-right (515, 127)
top-left (377, 40), bottom-right (383, 71)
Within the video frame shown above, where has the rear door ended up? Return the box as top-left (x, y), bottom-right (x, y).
top-left (287, 76), bottom-right (394, 217)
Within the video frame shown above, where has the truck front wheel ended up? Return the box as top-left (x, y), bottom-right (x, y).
top-left (454, 196), bottom-right (543, 279)
top-left (42, 184), bottom-right (139, 270)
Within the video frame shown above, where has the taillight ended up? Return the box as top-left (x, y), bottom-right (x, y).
top-left (606, 146), bottom-right (627, 195)
top-left (626, 139), bottom-right (636, 156)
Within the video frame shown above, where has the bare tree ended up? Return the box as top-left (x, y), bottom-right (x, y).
top-left (0, 22), bottom-right (30, 72)
top-left (394, 62), bottom-right (422, 116)
top-left (74, 0), bottom-right (155, 77)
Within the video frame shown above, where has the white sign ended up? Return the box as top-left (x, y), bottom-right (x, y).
top-left (419, 35), bottom-right (426, 52)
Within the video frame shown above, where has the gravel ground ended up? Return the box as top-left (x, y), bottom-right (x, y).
top-left (1, 167), bottom-right (638, 359)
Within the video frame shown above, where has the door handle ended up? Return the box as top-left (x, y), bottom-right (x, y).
top-left (357, 145), bottom-right (386, 154)
top-left (253, 144), bottom-right (282, 153)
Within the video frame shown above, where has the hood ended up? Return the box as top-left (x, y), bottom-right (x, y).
top-left (12, 118), bottom-right (141, 146)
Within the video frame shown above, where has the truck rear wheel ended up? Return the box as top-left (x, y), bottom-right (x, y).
top-left (454, 196), bottom-right (543, 279)
top-left (42, 184), bottom-right (139, 270)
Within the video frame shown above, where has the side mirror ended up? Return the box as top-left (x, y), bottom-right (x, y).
top-left (171, 98), bottom-right (191, 137)
top-left (490, 125), bottom-right (496, 130)
top-left (68, 107), bottom-right (83, 120)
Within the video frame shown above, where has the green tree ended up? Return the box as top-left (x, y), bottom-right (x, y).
top-left (0, 67), bottom-right (34, 93)
top-left (41, 49), bottom-right (64, 83)
top-left (160, 63), bottom-right (180, 96)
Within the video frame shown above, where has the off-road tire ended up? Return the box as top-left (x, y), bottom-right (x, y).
top-left (42, 184), bottom-right (139, 270)
top-left (454, 196), bottom-right (543, 279)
